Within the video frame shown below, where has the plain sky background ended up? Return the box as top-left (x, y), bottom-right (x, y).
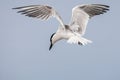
top-left (0, 0), bottom-right (120, 80)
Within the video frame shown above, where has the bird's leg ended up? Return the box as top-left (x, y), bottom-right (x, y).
top-left (78, 42), bottom-right (83, 45)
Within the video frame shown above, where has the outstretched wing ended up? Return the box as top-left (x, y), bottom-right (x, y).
top-left (69, 4), bottom-right (110, 35)
top-left (13, 5), bottom-right (65, 27)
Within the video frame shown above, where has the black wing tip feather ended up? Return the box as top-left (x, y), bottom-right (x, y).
top-left (92, 4), bottom-right (110, 8)
top-left (12, 6), bottom-right (27, 9)
top-left (82, 4), bottom-right (110, 17)
top-left (91, 4), bottom-right (110, 11)
top-left (12, 5), bottom-right (52, 20)
top-left (92, 4), bottom-right (110, 12)
top-left (12, 7), bottom-right (19, 9)
top-left (12, 5), bottom-right (40, 9)
top-left (12, 5), bottom-right (52, 10)
top-left (12, 7), bottom-right (22, 9)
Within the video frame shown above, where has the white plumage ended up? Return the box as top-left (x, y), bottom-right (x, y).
top-left (13, 4), bottom-right (109, 50)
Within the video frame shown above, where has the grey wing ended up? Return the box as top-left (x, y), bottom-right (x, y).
top-left (69, 4), bottom-right (110, 35)
top-left (13, 5), bottom-right (65, 27)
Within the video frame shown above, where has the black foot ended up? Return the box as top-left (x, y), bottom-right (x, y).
top-left (78, 42), bottom-right (83, 45)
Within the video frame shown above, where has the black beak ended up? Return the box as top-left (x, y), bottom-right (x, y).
top-left (49, 43), bottom-right (53, 50)
top-left (49, 32), bottom-right (55, 50)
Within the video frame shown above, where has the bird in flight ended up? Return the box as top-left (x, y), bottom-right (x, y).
top-left (13, 4), bottom-right (110, 50)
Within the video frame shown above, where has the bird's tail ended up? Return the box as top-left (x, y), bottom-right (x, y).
top-left (67, 36), bottom-right (92, 45)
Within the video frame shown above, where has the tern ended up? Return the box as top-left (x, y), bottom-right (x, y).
top-left (13, 4), bottom-right (110, 50)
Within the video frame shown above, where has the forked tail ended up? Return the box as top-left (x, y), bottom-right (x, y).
top-left (67, 36), bottom-right (92, 45)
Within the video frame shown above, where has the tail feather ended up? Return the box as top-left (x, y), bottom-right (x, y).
top-left (67, 36), bottom-right (92, 45)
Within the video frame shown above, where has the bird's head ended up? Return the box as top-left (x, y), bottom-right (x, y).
top-left (49, 33), bottom-right (56, 50)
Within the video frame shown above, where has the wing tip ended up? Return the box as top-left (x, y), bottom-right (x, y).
top-left (12, 6), bottom-right (25, 9)
top-left (12, 7), bottom-right (19, 9)
top-left (91, 4), bottom-right (110, 8)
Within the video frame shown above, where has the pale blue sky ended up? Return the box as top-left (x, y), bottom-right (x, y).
top-left (0, 0), bottom-right (120, 80)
